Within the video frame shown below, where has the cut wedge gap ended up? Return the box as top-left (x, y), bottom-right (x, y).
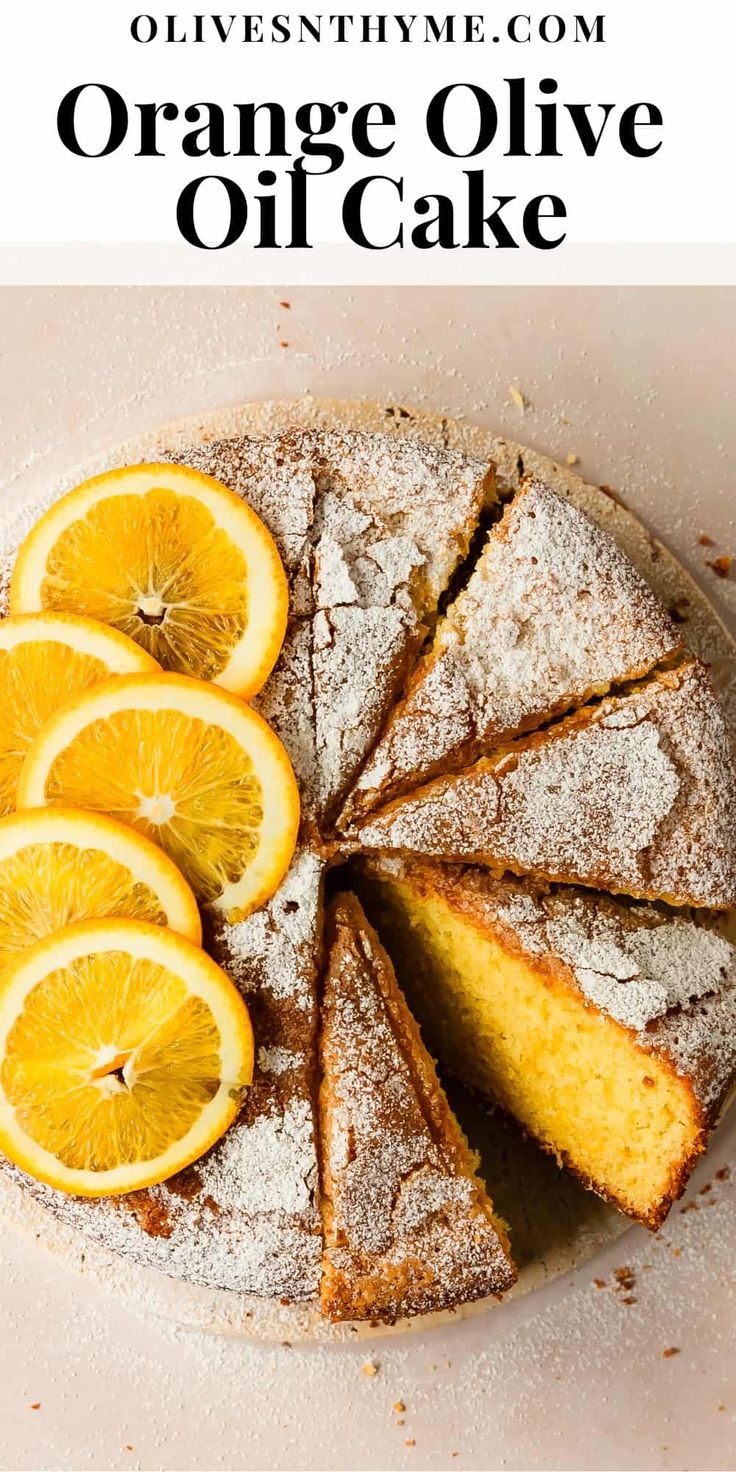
top-left (342, 481), bottom-right (682, 823)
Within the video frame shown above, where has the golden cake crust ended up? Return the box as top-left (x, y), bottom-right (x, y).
top-left (167, 428), bottom-right (494, 821)
top-left (1, 847), bottom-right (327, 1301)
top-left (319, 894), bottom-right (515, 1321)
top-left (356, 856), bottom-right (736, 1228)
top-left (345, 479), bottom-right (682, 821)
top-left (350, 659), bottom-right (736, 910)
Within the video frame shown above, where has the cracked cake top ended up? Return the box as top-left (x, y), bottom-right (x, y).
top-left (351, 658), bottom-right (736, 910)
top-left (167, 428), bottom-right (494, 819)
top-left (319, 893), bottom-right (514, 1321)
top-left (1, 421), bottom-right (735, 1320)
top-left (345, 479), bottom-right (682, 820)
top-left (361, 856), bottom-right (736, 1120)
top-left (3, 847), bottom-right (326, 1302)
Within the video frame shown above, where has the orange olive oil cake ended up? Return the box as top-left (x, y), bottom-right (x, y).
top-left (319, 893), bottom-right (514, 1321)
top-left (2, 424), bottom-right (736, 1324)
top-left (355, 857), bottom-right (736, 1229)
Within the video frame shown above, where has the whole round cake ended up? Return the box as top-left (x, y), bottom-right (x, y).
top-left (1, 400), bottom-right (735, 1338)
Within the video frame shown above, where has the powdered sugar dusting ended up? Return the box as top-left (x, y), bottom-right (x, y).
top-left (355, 661), bottom-right (736, 909)
top-left (164, 433), bottom-right (317, 618)
top-left (349, 480), bottom-right (681, 814)
top-left (313, 604), bottom-right (414, 816)
top-left (258, 1046), bottom-right (302, 1076)
top-left (320, 898), bottom-right (513, 1318)
top-left (507, 899), bottom-right (734, 1033)
top-left (496, 887), bottom-right (736, 1109)
top-left (197, 1099), bottom-right (317, 1218)
top-left (311, 430), bottom-right (493, 605)
top-left (253, 619), bottom-right (318, 818)
top-left (2, 413), bottom-right (735, 1325)
top-left (218, 846), bottom-right (323, 1010)
top-left (308, 430), bottom-right (491, 815)
top-left (173, 428), bottom-right (492, 819)
top-left (0, 845), bottom-right (326, 1301)
top-left (369, 857), bottom-right (736, 1116)
top-left (495, 721), bottom-right (679, 870)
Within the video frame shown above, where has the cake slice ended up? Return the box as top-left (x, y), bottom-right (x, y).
top-left (164, 433), bottom-right (322, 821)
top-left (253, 619), bottom-right (319, 829)
top-left (319, 893), bottom-right (515, 1321)
top-left (350, 659), bottom-right (736, 910)
top-left (344, 480), bottom-right (682, 820)
top-left (356, 857), bottom-right (736, 1229)
top-left (167, 429), bottom-right (495, 823)
top-left (309, 430), bottom-right (494, 817)
top-left (165, 430), bottom-right (318, 617)
top-left (2, 848), bottom-right (326, 1301)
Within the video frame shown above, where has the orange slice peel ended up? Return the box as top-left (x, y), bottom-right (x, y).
top-left (9, 463), bottom-right (289, 698)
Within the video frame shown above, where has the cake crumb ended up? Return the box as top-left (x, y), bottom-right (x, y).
top-left (280, 341), bottom-right (290, 349)
top-left (699, 533), bottom-right (715, 547)
top-left (393, 1400), bottom-right (406, 1413)
top-left (614, 1266), bottom-right (636, 1291)
top-left (406, 1438), bottom-right (416, 1447)
top-left (29, 1403), bottom-right (40, 1411)
top-left (362, 1360), bottom-right (379, 1377)
top-left (716, 1166), bottom-right (731, 1181)
top-left (509, 385), bottom-right (528, 412)
top-left (668, 597), bottom-right (691, 624)
top-left (279, 300), bottom-right (291, 309)
top-left (593, 1277), bottom-right (606, 1289)
top-left (706, 554), bottom-right (732, 579)
top-left (565, 453), bottom-right (579, 466)
top-left (662, 1346), bottom-right (680, 1358)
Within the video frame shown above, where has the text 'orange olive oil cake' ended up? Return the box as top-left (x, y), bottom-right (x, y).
top-left (0, 418), bottom-right (735, 1331)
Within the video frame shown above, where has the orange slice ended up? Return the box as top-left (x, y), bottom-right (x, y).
top-left (0, 613), bottom-right (158, 816)
top-left (0, 807), bottom-right (201, 974)
top-left (0, 918), bottom-right (253, 1196)
top-left (18, 672), bottom-right (300, 921)
top-left (9, 463), bottom-right (288, 698)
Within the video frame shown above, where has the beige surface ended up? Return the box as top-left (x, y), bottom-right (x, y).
top-left (0, 288), bottom-right (734, 1469)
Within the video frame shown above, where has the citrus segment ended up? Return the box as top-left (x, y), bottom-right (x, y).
top-left (9, 464), bottom-right (289, 697)
top-left (18, 673), bottom-right (300, 921)
top-left (0, 613), bottom-right (159, 816)
top-left (0, 807), bottom-right (201, 972)
top-left (0, 918), bottom-right (253, 1195)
